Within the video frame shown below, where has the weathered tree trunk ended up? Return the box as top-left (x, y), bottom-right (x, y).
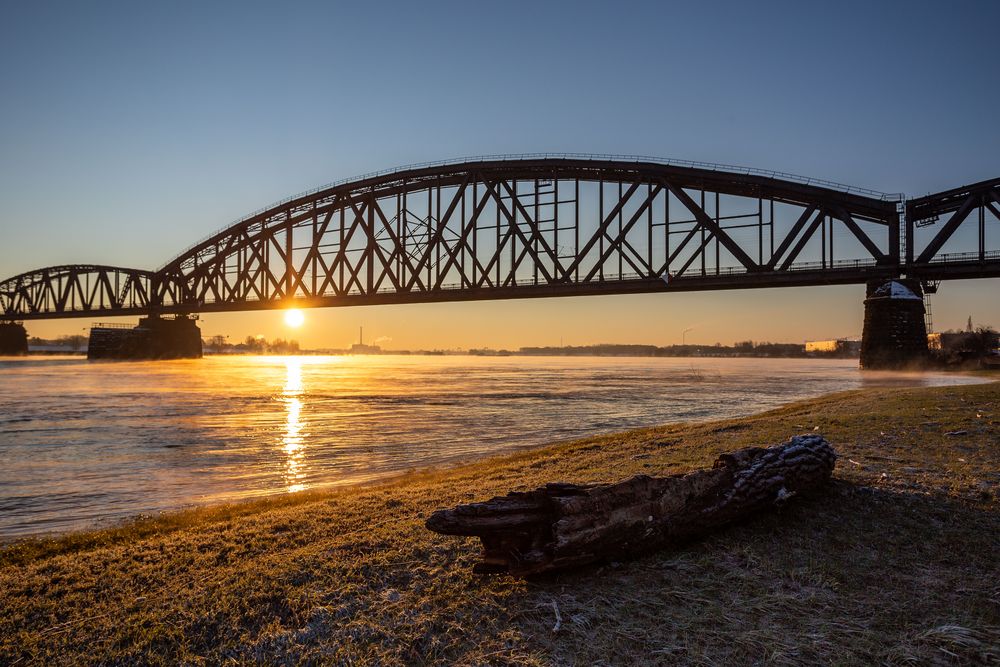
top-left (426, 434), bottom-right (836, 576)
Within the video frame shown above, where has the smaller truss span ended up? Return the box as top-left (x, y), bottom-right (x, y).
top-left (0, 265), bottom-right (175, 321)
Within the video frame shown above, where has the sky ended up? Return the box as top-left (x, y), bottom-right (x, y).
top-left (1, 0), bottom-right (998, 349)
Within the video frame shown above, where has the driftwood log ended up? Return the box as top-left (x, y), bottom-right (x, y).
top-left (426, 434), bottom-right (836, 576)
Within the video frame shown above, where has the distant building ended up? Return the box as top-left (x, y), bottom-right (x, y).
top-left (805, 338), bottom-right (861, 356)
top-left (805, 340), bottom-right (837, 353)
top-left (928, 331), bottom-right (1000, 353)
top-left (349, 326), bottom-right (382, 355)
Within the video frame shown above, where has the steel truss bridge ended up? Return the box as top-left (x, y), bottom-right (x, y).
top-left (2, 156), bottom-right (999, 321)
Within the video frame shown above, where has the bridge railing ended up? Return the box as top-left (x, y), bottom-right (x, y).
top-left (919, 249), bottom-right (1000, 264)
top-left (91, 322), bottom-right (134, 329)
top-left (183, 258), bottom-right (886, 306)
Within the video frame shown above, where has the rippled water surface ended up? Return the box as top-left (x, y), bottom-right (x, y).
top-left (0, 354), bottom-right (982, 537)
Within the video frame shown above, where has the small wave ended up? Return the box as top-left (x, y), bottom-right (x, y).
top-left (302, 391), bottom-right (589, 404)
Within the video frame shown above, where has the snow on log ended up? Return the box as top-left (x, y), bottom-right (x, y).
top-left (426, 434), bottom-right (836, 576)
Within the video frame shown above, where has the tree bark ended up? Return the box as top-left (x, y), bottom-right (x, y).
top-left (426, 434), bottom-right (836, 576)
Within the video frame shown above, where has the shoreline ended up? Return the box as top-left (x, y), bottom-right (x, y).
top-left (2, 381), bottom-right (998, 664)
top-left (1, 368), bottom-right (989, 544)
top-left (0, 377), bottom-right (992, 549)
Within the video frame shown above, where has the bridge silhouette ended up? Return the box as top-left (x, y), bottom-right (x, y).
top-left (2, 155), bottom-right (999, 321)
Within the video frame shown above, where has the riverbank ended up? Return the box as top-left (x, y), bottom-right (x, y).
top-left (2, 382), bottom-right (998, 665)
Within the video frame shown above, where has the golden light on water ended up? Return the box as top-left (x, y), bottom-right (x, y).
top-left (282, 357), bottom-right (306, 493)
top-left (284, 357), bottom-right (303, 393)
top-left (284, 308), bottom-right (305, 328)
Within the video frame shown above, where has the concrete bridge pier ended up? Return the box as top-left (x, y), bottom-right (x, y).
top-left (859, 279), bottom-right (929, 369)
top-left (88, 314), bottom-right (203, 360)
top-left (0, 321), bottom-right (28, 355)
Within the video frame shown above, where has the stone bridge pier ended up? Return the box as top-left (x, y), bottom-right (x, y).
top-left (88, 315), bottom-right (202, 360)
top-left (859, 279), bottom-right (929, 369)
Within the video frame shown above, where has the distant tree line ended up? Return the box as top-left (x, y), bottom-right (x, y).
top-left (929, 326), bottom-right (999, 367)
top-left (203, 335), bottom-right (300, 355)
top-left (28, 335), bottom-right (88, 350)
top-left (514, 341), bottom-right (807, 358)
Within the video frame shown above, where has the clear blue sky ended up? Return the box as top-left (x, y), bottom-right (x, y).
top-left (2, 1), bottom-right (998, 348)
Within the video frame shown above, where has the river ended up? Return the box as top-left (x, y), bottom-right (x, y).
top-left (0, 354), bottom-right (981, 537)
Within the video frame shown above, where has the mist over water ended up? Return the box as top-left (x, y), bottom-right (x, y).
top-left (0, 355), bottom-right (982, 537)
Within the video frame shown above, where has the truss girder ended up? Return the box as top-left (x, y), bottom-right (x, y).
top-left (0, 265), bottom-right (159, 320)
top-left (4, 158), bottom-right (998, 321)
top-left (154, 160), bottom-right (898, 314)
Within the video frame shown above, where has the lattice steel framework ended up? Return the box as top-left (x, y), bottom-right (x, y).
top-left (3, 157), bottom-right (997, 321)
top-left (905, 177), bottom-right (1000, 280)
top-left (0, 265), bottom-right (170, 321)
top-left (154, 158), bottom-right (900, 314)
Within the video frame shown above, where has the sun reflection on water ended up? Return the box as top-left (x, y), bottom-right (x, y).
top-left (282, 357), bottom-right (306, 493)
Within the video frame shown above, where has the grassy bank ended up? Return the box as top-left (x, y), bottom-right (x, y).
top-left (2, 382), bottom-right (999, 665)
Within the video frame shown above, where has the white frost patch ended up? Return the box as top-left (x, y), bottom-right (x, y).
top-left (873, 280), bottom-right (921, 300)
top-left (775, 486), bottom-right (796, 503)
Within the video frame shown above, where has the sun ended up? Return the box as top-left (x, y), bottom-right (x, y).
top-left (284, 308), bottom-right (305, 328)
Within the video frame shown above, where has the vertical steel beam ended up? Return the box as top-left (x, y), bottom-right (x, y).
top-left (980, 195), bottom-right (986, 262)
top-left (714, 191), bottom-right (720, 275)
top-left (285, 211), bottom-right (293, 299)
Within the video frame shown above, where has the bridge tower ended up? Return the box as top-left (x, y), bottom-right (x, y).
top-left (859, 279), bottom-right (929, 369)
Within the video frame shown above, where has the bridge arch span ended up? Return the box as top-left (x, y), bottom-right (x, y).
top-left (156, 156), bottom-right (902, 314)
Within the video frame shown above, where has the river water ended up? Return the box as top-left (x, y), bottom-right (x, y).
top-left (0, 354), bottom-right (981, 538)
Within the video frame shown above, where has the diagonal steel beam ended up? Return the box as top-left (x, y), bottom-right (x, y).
top-left (766, 205), bottom-right (818, 271)
top-left (345, 193), bottom-right (402, 294)
top-left (779, 209), bottom-right (826, 271)
top-left (662, 179), bottom-right (758, 271)
top-left (431, 183), bottom-right (494, 290)
top-left (915, 193), bottom-right (978, 263)
top-left (287, 202), bottom-right (340, 298)
top-left (403, 175), bottom-right (471, 291)
top-left (477, 200), bottom-right (520, 286)
top-left (831, 206), bottom-right (887, 262)
top-left (318, 194), bottom-right (368, 295)
top-left (481, 180), bottom-right (555, 284)
top-left (497, 180), bottom-right (564, 281)
top-left (657, 223), bottom-right (703, 276)
top-left (342, 195), bottom-right (387, 295)
top-left (583, 184), bottom-right (662, 281)
top-left (674, 230), bottom-right (716, 277)
top-left (989, 188), bottom-right (1000, 208)
top-left (985, 199), bottom-right (1000, 223)
top-left (562, 181), bottom-right (642, 279)
top-left (370, 196), bottom-right (426, 292)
